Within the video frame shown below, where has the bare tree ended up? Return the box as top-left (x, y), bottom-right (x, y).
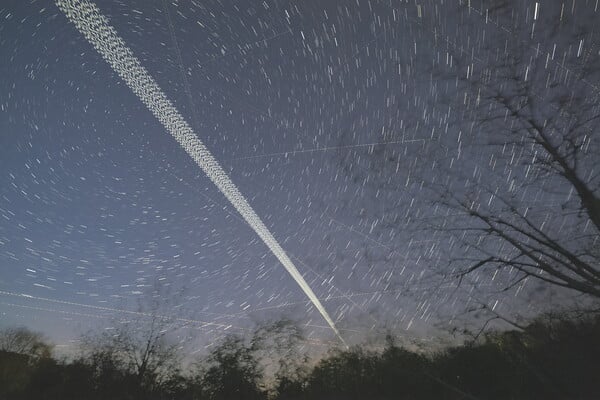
top-left (80, 285), bottom-right (184, 395)
top-left (336, 1), bottom-right (600, 300)
top-left (0, 327), bottom-right (52, 359)
top-left (434, 1), bottom-right (600, 298)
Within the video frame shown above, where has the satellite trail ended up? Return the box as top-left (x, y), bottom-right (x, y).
top-left (55, 0), bottom-right (346, 346)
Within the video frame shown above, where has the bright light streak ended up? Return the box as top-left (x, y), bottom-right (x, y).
top-left (55, 0), bottom-right (346, 346)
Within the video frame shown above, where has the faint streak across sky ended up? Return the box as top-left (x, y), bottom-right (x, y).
top-left (55, 0), bottom-right (347, 347)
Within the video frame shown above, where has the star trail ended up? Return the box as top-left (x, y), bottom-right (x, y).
top-left (1, 0), bottom-right (598, 354)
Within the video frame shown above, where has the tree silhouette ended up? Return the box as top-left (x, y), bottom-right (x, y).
top-left (79, 285), bottom-right (184, 399)
top-left (336, 1), bottom-right (600, 299)
top-left (0, 314), bottom-right (599, 399)
top-left (199, 335), bottom-right (266, 400)
top-left (0, 327), bottom-right (52, 359)
top-left (434, 1), bottom-right (600, 298)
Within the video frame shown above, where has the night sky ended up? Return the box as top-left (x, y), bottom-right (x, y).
top-left (1, 0), bottom-right (597, 354)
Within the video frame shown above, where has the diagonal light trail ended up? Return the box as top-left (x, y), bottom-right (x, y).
top-left (55, 0), bottom-right (346, 346)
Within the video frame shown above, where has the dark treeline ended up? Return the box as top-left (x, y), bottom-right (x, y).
top-left (1, 312), bottom-right (599, 400)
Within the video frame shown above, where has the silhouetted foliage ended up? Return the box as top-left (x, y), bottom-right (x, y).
top-left (0, 327), bottom-right (52, 359)
top-left (199, 335), bottom-right (266, 400)
top-left (272, 312), bottom-right (600, 400)
top-left (1, 312), bottom-right (599, 399)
